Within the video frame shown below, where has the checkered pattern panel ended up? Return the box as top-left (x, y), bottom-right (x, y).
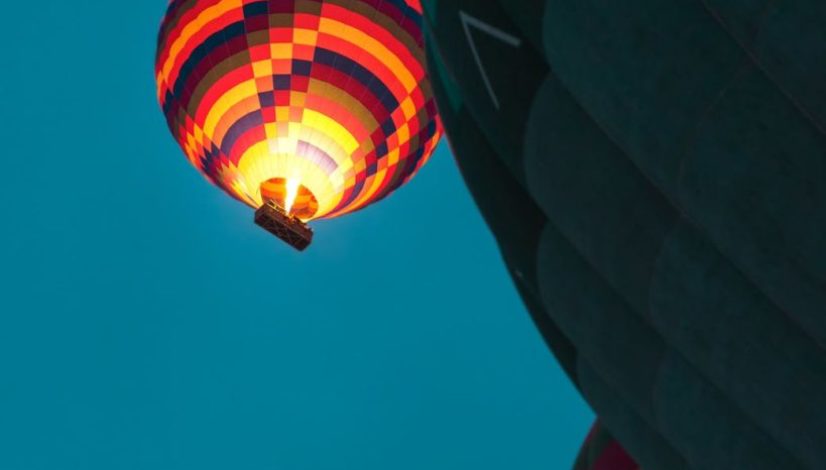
top-left (156, 0), bottom-right (441, 220)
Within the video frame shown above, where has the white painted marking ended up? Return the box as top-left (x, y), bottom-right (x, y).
top-left (459, 11), bottom-right (523, 109)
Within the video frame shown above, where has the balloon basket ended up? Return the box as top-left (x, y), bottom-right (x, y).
top-left (254, 200), bottom-right (313, 251)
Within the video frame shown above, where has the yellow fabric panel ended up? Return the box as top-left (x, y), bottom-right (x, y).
top-left (318, 17), bottom-right (416, 93)
top-left (160, 0), bottom-right (244, 83)
top-left (203, 80), bottom-right (258, 138)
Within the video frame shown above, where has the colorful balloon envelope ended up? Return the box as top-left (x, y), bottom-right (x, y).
top-left (156, 0), bottom-right (441, 224)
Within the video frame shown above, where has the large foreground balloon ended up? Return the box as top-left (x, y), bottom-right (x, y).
top-left (423, 1), bottom-right (826, 469)
top-left (156, 0), bottom-right (440, 228)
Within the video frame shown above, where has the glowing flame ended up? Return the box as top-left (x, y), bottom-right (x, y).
top-left (284, 177), bottom-right (301, 216)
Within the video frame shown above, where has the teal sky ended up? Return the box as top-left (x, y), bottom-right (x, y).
top-left (0, 2), bottom-right (592, 469)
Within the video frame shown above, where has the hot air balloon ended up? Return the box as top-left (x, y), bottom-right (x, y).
top-left (575, 422), bottom-right (640, 470)
top-left (422, 1), bottom-right (826, 469)
top-left (156, 0), bottom-right (441, 250)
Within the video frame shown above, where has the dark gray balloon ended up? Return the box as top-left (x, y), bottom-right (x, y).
top-left (422, 1), bottom-right (826, 469)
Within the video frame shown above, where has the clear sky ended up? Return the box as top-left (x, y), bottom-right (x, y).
top-left (0, 1), bottom-right (592, 469)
